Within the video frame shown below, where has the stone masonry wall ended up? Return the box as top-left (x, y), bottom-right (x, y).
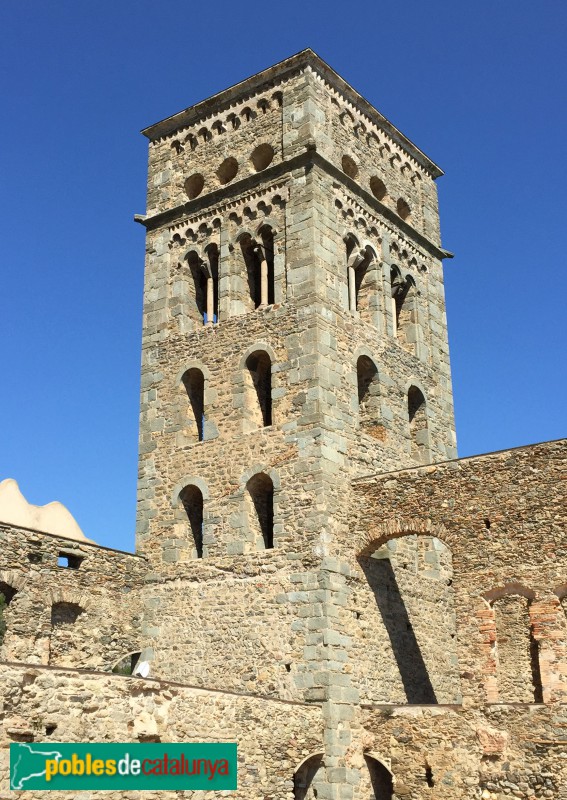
top-left (0, 662), bottom-right (322, 799)
top-left (0, 524), bottom-right (145, 671)
top-left (350, 440), bottom-right (567, 708)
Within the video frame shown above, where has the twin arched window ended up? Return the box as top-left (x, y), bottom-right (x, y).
top-left (391, 266), bottom-right (416, 351)
top-left (187, 245), bottom-right (219, 325)
top-left (345, 235), bottom-right (374, 315)
top-left (179, 471), bottom-right (275, 559)
top-left (240, 226), bottom-right (275, 309)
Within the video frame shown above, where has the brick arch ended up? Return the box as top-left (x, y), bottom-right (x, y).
top-left (356, 517), bottom-right (454, 557)
top-left (483, 583), bottom-right (536, 603)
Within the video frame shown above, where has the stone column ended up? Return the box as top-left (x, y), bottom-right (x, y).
top-left (348, 265), bottom-right (356, 312)
top-left (259, 249), bottom-right (269, 307)
top-left (206, 275), bottom-right (214, 325)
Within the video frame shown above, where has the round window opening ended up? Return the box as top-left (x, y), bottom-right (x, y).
top-left (250, 143), bottom-right (275, 172)
top-left (185, 173), bottom-right (205, 200)
top-left (341, 154), bottom-right (358, 180)
top-left (370, 176), bottom-right (387, 201)
top-left (397, 198), bottom-right (411, 220)
top-left (217, 157), bottom-right (239, 185)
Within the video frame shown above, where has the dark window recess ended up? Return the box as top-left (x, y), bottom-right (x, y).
top-left (28, 551), bottom-right (42, 564)
top-left (57, 553), bottom-right (83, 569)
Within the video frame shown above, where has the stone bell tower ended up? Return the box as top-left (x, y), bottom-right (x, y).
top-left (135, 48), bottom-right (456, 798)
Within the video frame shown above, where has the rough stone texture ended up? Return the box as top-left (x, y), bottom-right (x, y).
top-left (0, 49), bottom-right (565, 799)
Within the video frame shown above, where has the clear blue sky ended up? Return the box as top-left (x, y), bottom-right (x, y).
top-left (1, 1), bottom-right (565, 551)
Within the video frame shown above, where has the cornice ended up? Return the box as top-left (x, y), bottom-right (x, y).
top-left (136, 148), bottom-right (451, 261)
top-left (141, 48), bottom-right (443, 179)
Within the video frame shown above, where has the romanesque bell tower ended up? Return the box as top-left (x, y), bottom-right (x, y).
top-left (135, 49), bottom-right (457, 798)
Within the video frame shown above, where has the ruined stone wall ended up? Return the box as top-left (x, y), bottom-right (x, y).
top-left (350, 440), bottom-right (567, 707)
top-left (0, 662), bottom-right (322, 799)
top-left (357, 704), bottom-right (567, 800)
top-left (0, 524), bottom-right (144, 671)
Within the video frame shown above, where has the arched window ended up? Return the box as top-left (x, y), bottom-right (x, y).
top-left (293, 753), bottom-right (324, 800)
top-left (187, 250), bottom-right (207, 320)
top-left (112, 651), bottom-right (142, 675)
top-left (187, 248), bottom-right (218, 325)
top-left (246, 473), bottom-right (274, 550)
top-left (241, 234), bottom-right (261, 309)
top-left (492, 594), bottom-right (542, 702)
top-left (345, 237), bottom-right (374, 315)
top-left (241, 230), bottom-right (274, 309)
top-left (182, 368), bottom-right (205, 442)
top-left (50, 602), bottom-right (84, 666)
top-left (245, 351), bottom-right (272, 428)
top-left (357, 356), bottom-right (380, 429)
top-left (179, 484), bottom-right (204, 558)
top-left (204, 243), bottom-right (219, 324)
top-left (391, 268), bottom-right (417, 352)
top-left (365, 755), bottom-right (393, 799)
top-left (408, 386), bottom-right (429, 462)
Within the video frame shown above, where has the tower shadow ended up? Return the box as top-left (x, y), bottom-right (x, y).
top-left (359, 556), bottom-right (437, 704)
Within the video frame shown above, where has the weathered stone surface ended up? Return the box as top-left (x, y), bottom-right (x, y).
top-left (0, 49), bottom-right (565, 799)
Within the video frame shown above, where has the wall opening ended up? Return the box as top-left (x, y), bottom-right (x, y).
top-left (217, 157), bottom-right (238, 185)
top-left (182, 368), bottom-right (205, 442)
top-left (293, 753), bottom-right (323, 800)
top-left (245, 351), bottom-right (272, 427)
top-left (492, 595), bottom-right (543, 702)
top-left (259, 226), bottom-right (275, 305)
top-left (408, 386), bottom-right (429, 462)
top-left (57, 553), bottom-right (83, 569)
top-left (357, 356), bottom-right (380, 430)
top-left (179, 484), bottom-right (204, 558)
top-left (246, 473), bottom-right (274, 550)
top-left (370, 176), bottom-right (387, 201)
top-left (241, 234), bottom-right (261, 308)
top-left (342, 154), bottom-right (359, 179)
top-left (205, 243), bottom-right (219, 323)
top-left (184, 173), bottom-right (205, 199)
top-left (391, 267), bottom-right (417, 351)
top-left (0, 583), bottom-right (17, 647)
top-left (365, 755), bottom-right (393, 799)
top-left (112, 651), bottom-right (142, 676)
top-left (187, 250), bottom-right (208, 321)
top-left (241, 229), bottom-right (274, 309)
top-left (250, 143), bottom-right (275, 171)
